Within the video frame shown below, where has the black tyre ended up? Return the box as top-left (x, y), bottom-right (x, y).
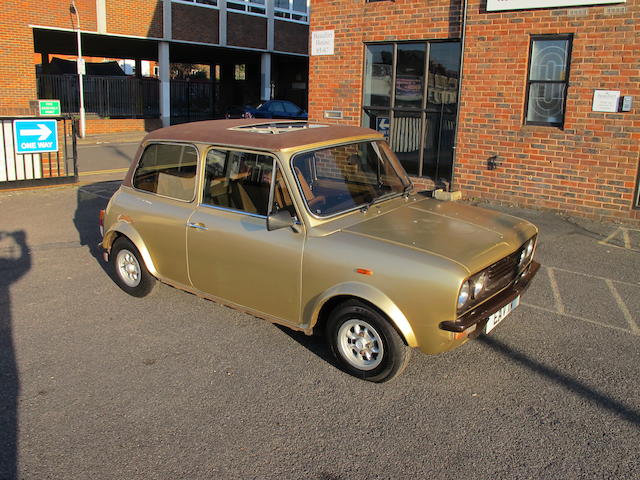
top-left (110, 237), bottom-right (155, 297)
top-left (326, 300), bottom-right (411, 382)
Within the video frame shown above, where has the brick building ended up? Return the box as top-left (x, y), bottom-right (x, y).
top-left (308, 0), bottom-right (640, 224)
top-left (1, 0), bottom-right (309, 134)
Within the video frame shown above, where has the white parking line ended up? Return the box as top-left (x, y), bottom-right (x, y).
top-left (551, 265), bottom-right (639, 289)
top-left (605, 279), bottom-right (640, 335)
top-left (546, 267), bottom-right (565, 315)
top-left (598, 227), bottom-right (640, 252)
top-left (522, 302), bottom-right (636, 336)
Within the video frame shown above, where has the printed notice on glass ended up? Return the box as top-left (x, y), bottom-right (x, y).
top-left (312, 30), bottom-right (335, 56)
top-left (592, 90), bottom-right (620, 113)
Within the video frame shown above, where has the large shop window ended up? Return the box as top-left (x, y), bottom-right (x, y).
top-left (362, 41), bottom-right (461, 185)
top-left (525, 35), bottom-right (572, 127)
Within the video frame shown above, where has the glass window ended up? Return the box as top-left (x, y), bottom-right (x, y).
top-left (363, 45), bottom-right (393, 108)
top-left (203, 149), bottom-right (274, 216)
top-left (391, 111), bottom-right (422, 176)
top-left (292, 141), bottom-right (410, 217)
top-left (173, 0), bottom-right (218, 7)
top-left (635, 168), bottom-right (640, 209)
top-left (525, 36), bottom-right (572, 127)
top-left (133, 143), bottom-right (198, 201)
top-left (271, 166), bottom-right (296, 216)
top-left (227, 0), bottom-right (266, 14)
top-left (395, 43), bottom-right (426, 109)
top-left (270, 101), bottom-right (285, 113)
top-left (234, 64), bottom-right (246, 81)
top-left (362, 41), bottom-right (461, 184)
top-left (274, 0), bottom-right (308, 22)
top-left (283, 101), bottom-right (299, 114)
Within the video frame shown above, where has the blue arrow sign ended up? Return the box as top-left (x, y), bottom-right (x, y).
top-left (14, 119), bottom-right (59, 154)
top-left (376, 117), bottom-right (390, 140)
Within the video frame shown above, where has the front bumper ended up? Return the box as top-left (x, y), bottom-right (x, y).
top-left (438, 261), bottom-right (541, 336)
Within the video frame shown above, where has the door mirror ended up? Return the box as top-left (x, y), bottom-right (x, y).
top-left (267, 209), bottom-right (295, 231)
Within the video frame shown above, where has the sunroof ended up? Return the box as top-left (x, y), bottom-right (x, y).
top-left (230, 122), bottom-right (328, 134)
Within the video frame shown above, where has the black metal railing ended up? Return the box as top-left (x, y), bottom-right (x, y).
top-left (170, 79), bottom-right (217, 124)
top-left (37, 75), bottom-right (218, 123)
top-left (37, 74), bottom-right (160, 118)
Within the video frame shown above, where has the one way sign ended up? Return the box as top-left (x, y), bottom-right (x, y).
top-left (14, 119), bottom-right (59, 154)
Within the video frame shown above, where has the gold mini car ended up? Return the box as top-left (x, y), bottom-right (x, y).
top-left (101, 119), bottom-right (540, 382)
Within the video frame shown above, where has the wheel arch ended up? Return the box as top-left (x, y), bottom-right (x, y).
top-left (309, 283), bottom-right (418, 348)
top-left (102, 223), bottom-right (158, 277)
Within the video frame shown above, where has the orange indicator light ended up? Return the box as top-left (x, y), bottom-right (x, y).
top-left (356, 268), bottom-right (373, 276)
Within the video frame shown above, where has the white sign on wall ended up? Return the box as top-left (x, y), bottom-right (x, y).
top-left (487, 0), bottom-right (625, 11)
top-left (592, 90), bottom-right (620, 112)
top-left (311, 30), bottom-right (335, 56)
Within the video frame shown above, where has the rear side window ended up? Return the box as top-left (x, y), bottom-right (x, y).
top-left (133, 143), bottom-right (198, 201)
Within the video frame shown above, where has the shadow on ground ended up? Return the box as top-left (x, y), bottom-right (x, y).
top-left (274, 325), bottom-right (341, 371)
top-left (478, 334), bottom-right (640, 426)
top-left (72, 181), bottom-right (121, 282)
top-left (0, 230), bottom-right (31, 480)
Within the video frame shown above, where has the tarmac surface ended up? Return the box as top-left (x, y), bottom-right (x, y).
top-left (0, 162), bottom-right (639, 479)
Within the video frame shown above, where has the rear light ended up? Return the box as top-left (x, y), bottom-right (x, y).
top-left (99, 209), bottom-right (105, 237)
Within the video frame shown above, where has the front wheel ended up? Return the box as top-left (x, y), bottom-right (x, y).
top-left (326, 300), bottom-right (411, 382)
top-left (110, 237), bottom-right (155, 297)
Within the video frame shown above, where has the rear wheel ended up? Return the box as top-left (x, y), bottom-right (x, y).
top-left (326, 300), bottom-right (411, 382)
top-left (111, 237), bottom-right (155, 297)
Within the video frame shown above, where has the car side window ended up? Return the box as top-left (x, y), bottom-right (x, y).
top-left (203, 148), bottom-right (274, 216)
top-left (283, 102), bottom-right (299, 114)
top-left (132, 143), bottom-right (198, 201)
top-left (270, 101), bottom-right (285, 113)
top-left (271, 165), bottom-right (296, 217)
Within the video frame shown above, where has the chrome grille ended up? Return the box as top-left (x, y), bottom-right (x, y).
top-left (486, 250), bottom-right (520, 292)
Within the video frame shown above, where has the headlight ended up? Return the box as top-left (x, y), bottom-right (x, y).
top-left (457, 282), bottom-right (470, 310)
top-left (472, 271), bottom-right (488, 298)
top-left (519, 238), bottom-right (535, 266)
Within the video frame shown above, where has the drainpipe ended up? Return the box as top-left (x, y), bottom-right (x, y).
top-left (449, 0), bottom-right (468, 192)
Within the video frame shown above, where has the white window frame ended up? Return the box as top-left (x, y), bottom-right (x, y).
top-left (227, 0), bottom-right (267, 16)
top-left (274, 0), bottom-right (309, 23)
top-left (172, 0), bottom-right (219, 9)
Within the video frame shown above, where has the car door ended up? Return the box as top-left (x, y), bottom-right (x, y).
top-left (128, 142), bottom-right (199, 285)
top-left (186, 148), bottom-right (305, 325)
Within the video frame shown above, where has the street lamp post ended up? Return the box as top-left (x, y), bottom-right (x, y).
top-left (70, 1), bottom-right (86, 138)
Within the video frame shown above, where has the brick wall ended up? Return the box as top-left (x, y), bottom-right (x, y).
top-left (0, 0), bottom-right (97, 115)
top-left (227, 12), bottom-right (268, 49)
top-left (85, 118), bottom-right (162, 135)
top-left (106, 0), bottom-right (163, 38)
top-left (172, 3), bottom-right (219, 44)
top-left (309, 0), bottom-right (640, 224)
top-left (274, 20), bottom-right (309, 55)
top-left (457, 1), bottom-right (640, 224)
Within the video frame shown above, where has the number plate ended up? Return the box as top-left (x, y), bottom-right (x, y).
top-left (484, 296), bottom-right (520, 334)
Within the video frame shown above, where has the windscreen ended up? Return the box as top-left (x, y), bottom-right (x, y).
top-left (291, 141), bottom-right (411, 217)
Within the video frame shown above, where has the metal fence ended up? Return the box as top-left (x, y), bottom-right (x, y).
top-left (0, 117), bottom-right (77, 189)
top-left (37, 75), bottom-right (218, 123)
top-left (37, 75), bottom-right (160, 118)
top-left (170, 80), bottom-right (216, 124)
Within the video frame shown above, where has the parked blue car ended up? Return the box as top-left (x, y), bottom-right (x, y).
top-left (226, 100), bottom-right (308, 120)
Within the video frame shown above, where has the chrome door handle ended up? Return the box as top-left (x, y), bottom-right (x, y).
top-left (187, 222), bottom-right (208, 231)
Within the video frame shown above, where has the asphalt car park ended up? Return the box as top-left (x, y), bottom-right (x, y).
top-left (0, 179), bottom-right (638, 479)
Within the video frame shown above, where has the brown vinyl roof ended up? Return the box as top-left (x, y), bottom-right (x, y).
top-left (143, 119), bottom-right (382, 151)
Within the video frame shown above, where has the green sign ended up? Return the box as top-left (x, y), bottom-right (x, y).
top-left (38, 100), bottom-right (61, 116)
